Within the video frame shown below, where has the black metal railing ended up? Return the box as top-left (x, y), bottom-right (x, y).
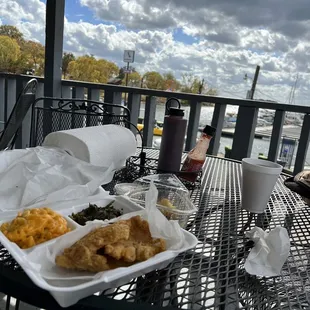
top-left (0, 72), bottom-right (309, 175)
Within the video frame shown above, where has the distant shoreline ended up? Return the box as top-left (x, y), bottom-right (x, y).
top-left (144, 100), bottom-right (214, 107)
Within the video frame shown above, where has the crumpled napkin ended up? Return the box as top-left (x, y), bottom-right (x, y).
top-left (244, 226), bottom-right (290, 276)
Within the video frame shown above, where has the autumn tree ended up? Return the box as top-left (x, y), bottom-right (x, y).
top-left (180, 73), bottom-right (201, 93)
top-left (97, 59), bottom-right (119, 82)
top-left (118, 67), bottom-right (126, 80)
top-left (0, 25), bottom-right (24, 44)
top-left (126, 71), bottom-right (141, 87)
top-left (205, 88), bottom-right (218, 96)
top-left (162, 72), bottom-right (180, 91)
top-left (118, 66), bottom-right (140, 86)
top-left (0, 36), bottom-right (21, 72)
top-left (68, 55), bottom-right (96, 81)
top-left (67, 55), bottom-right (118, 83)
top-left (143, 71), bottom-right (164, 90)
top-left (21, 40), bottom-right (45, 75)
top-left (62, 52), bottom-right (75, 79)
top-left (119, 69), bottom-right (141, 87)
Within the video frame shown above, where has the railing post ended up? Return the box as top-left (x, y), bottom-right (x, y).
top-left (18, 94), bottom-right (36, 149)
top-left (142, 96), bottom-right (156, 147)
top-left (15, 78), bottom-right (26, 149)
top-left (294, 114), bottom-right (310, 175)
top-left (58, 86), bottom-right (73, 130)
top-left (104, 89), bottom-right (123, 115)
top-left (127, 93), bottom-right (141, 133)
top-left (6, 79), bottom-right (16, 119)
top-left (104, 89), bottom-right (113, 104)
top-left (62, 85), bottom-right (72, 98)
top-left (0, 77), bottom-right (5, 131)
top-left (111, 91), bottom-right (122, 117)
top-left (87, 88), bottom-right (100, 126)
top-left (208, 103), bottom-right (227, 155)
top-left (87, 88), bottom-right (100, 101)
top-left (35, 83), bottom-right (44, 107)
top-left (29, 82), bottom-right (44, 147)
top-left (71, 87), bottom-right (85, 128)
top-left (231, 106), bottom-right (258, 160)
top-left (185, 100), bottom-right (201, 151)
top-left (267, 110), bottom-right (285, 162)
top-left (72, 87), bottom-right (84, 99)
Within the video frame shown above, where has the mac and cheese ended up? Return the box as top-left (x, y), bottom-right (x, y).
top-left (0, 208), bottom-right (71, 249)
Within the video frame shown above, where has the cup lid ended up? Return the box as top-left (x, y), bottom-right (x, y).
top-left (242, 158), bottom-right (283, 174)
top-left (202, 125), bottom-right (216, 136)
top-left (169, 108), bottom-right (184, 117)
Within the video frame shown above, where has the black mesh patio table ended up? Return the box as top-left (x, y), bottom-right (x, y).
top-left (0, 154), bottom-right (309, 310)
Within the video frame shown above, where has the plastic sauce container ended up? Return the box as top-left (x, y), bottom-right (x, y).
top-left (127, 187), bottom-right (197, 228)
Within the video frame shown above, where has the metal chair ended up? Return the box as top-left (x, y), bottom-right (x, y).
top-left (0, 78), bottom-right (38, 310)
top-left (0, 78), bottom-right (38, 150)
top-left (29, 97), bottom-right (131, 147)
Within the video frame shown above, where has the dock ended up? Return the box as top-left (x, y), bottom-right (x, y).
top-left (221, 125), bottom-right (301, 140)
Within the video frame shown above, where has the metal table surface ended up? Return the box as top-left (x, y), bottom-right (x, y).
top-left (0, 151), bottom-right (310, 310)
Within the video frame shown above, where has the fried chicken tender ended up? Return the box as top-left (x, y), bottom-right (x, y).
top-left (55, 216), bottom-right (166, 272)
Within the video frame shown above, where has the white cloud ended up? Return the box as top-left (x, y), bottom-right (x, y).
top-left (0, 0), bottom-right (45, 41)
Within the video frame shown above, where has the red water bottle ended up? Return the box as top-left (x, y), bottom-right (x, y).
top-left (180, 125), bottom-right (216, 182)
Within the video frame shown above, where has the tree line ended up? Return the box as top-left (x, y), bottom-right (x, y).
top-left (0, 25), bottom-right (217, 95)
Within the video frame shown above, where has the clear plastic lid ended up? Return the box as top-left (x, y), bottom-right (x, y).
top-left (134, 174), bottom-right (189, 193)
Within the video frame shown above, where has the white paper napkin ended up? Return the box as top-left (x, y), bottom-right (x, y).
top-left (0, 146), bottom-right (114, 211)
top-left (244, 226), bottom-right (290, 276)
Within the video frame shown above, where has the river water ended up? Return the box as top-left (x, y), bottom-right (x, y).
top-left (139, 103), bottom-right (310, 170)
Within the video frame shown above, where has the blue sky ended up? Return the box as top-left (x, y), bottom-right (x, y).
top-left (65, 0), bottom-right (98, 24)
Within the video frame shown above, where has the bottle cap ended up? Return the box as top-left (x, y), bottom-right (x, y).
top-left (203, 125), bottom-right (216, 136)
top-left (169, 108), bottom-right (184, 117)
top-left (166, 97), bottom-right (181, 113)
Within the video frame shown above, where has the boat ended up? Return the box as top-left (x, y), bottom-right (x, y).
top-left (137, 120), bottom-right (163, 136)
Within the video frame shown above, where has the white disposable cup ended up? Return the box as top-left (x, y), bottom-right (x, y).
top-left (241, 158), bottom-right (283, 213)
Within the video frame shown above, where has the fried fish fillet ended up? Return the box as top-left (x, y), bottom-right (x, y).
top-left (104, 216), bottom-right (166, 263)
top-left (55, 216), bottom-right (166, 272)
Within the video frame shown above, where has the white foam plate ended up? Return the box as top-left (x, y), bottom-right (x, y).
top-left (0, 195), bottom-right (143, 253)
top-left (0, 195), bottom-right (198, 308)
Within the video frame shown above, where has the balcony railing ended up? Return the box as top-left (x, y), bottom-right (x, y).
top-left (0, 72), bottom-right (309, 175)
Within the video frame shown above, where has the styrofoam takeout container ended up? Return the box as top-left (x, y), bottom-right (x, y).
top-left (0, 194), bottom-right (198, 307)
top-left (0, 195), bottom-right (143, 252)
top-left (0, 214), bottom-right (79, 254)
top-left (56, 195), bottom-right (143, 222)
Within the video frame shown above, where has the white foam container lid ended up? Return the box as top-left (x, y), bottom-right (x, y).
top-left (0, 193), bottom-right (198, 308)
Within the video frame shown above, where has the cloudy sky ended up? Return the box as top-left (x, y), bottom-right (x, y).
top-left (1, 0), bottom-right (310, 104)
